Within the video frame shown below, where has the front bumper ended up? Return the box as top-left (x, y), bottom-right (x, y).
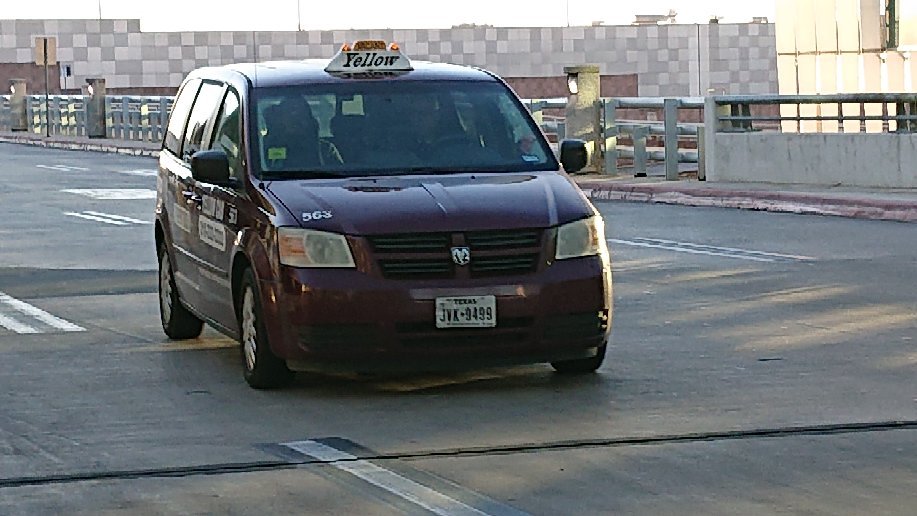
top-left (259, 256), bottom-right (612, 372)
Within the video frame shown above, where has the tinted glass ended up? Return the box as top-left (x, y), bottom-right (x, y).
top-left (211, 90), bottom-right (243, 180)
top-left (163, 78), bottom-right (201, 155)
top-left (181, 82), bottom-right (226, 163)
top-left (251, 81), bottom-right (556, 179)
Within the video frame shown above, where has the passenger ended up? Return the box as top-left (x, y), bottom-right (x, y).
top-left (263, 100), bottom-right (342, 171)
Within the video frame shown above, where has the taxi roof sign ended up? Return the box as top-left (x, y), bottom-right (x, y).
top-left (325, 40), bottom-right (413, 74)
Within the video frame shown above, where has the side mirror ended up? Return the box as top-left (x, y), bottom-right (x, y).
top-left (191, 150), bottom-right (232, 186)
top-left (559, 139), bottom-right (588, 173)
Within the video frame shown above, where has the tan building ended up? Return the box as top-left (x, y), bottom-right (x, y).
top-left (776, 0), bottom-right (916, 132)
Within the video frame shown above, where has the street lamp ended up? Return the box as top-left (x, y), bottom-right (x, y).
top-left (567, 72), bottom-right (579, 95)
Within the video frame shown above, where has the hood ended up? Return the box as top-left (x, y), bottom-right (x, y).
top-left (265, 172), bottom-right (594, 235)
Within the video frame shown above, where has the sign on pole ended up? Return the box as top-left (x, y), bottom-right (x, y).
top-left (34, 37), bottom-right (57, 66)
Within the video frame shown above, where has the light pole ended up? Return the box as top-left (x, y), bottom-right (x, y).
top-left (297, 0), bottom-right (302, 31)
top-left (566, 0), bottom-right (570, 27)
top-left (97, 0), bottom-right (102, 20)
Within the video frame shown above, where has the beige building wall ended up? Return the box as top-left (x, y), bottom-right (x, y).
top-left (776, 0), bottom-right (916, 133)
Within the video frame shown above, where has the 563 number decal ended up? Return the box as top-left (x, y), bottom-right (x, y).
top-left (302, 210), bottom-right (333, 222)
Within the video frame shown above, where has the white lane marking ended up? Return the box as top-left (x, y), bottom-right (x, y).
top-left (36, 164), bottom-right (89, 172)
top-left (0, 313), bottom-right (40, 334)
top-left (114, 169), bottom-right (157, 177)
top-left (83, 211), bottom-right (152, 225)
top-left (0, 292), bottom-right (85, 333)
top-left (61, 189), bottom-right (157, 200)
top-left (284, 440), bottom-right (490, 516)
top-left (633, 237), bottom-right (814, 261)
top-left (608, 238), bottom-right (813, 263)
top-left (65, 212), bottom-right (129, 226)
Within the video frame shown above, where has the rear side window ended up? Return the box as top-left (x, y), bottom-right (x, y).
top-left (181, 82), bottom-right (227, 163)
top-left (163, 78), bottom-right (201, 156)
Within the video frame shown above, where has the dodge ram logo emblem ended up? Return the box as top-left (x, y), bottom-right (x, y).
top-left (451, 247), bottom-right (471, 266)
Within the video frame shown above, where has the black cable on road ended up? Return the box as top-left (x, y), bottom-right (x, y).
top-left (2, 419), bottom-right (915, 489)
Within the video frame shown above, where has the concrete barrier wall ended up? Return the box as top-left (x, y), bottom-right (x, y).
top-left (711, 133), bottom-right (917, 188)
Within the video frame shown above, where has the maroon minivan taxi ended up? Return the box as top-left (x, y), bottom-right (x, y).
top-left (155, 41), bottom-right (613, 388)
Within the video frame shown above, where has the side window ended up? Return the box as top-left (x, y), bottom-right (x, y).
top-left (181, 81), bottom-right (226, 163)
top-left (211, 90), bottom-right (243, 180)
top-left (163, 78), bottom-right (201, 156)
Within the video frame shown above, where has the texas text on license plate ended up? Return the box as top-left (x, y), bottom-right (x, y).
top-left (435, 296), bottom-right (497, 328)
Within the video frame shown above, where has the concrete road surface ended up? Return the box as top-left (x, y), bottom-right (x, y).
top-left (0, 143), bottom-right (915, 515)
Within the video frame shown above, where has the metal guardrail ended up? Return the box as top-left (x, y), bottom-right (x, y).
top-left (524, 98), bottom-right (567, 145)
top-left (712, 93), bottom-right (917, 134)
top-left (0, 94), bottom-right (173, 142)
top-left (105, 96), bottom-right (173, 142)
top-left (604, 97), bottom-right (705, 180)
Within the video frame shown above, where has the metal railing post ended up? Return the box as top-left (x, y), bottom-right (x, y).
top-left (664, 98), bottom-right (679, 181)
top-left (697, 125), bottom-right (706, 181)
top-left (633, 126), bottom-right (648, 177)
top-left (603, 98), bottom-right (618, 175)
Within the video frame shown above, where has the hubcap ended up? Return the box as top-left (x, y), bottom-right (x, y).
top-left (159, 252), bottom-right (173, 325)
top-left (241, 287), bottom-right (257, 372)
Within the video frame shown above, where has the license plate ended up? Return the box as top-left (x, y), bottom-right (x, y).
top-left (435, 296), bottom-right (497, 328)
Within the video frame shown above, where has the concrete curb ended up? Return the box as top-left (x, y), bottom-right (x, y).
top-left (0, 135), bottom-right (160, 158)
top-left (578, 181), bottom-right (917, 223)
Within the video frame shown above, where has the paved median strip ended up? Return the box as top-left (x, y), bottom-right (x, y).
top-left (0, 292), bottom-right (85, 334)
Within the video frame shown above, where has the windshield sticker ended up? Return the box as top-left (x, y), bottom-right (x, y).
top-left (174, 205), bottom-right (191, 234)
top-left (521, 154), bottom-right (540, 162)
top-left (302, 210), bottom-right (333, 222)
top-left (198, 217), bottom-right (226, 251)
top-left (202, 195), bottom-right (225, 221)
top-left (268, 147), bottom-right (287, 160)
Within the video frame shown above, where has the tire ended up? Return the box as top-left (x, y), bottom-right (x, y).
top-left (158, 243), bottom-right (204, 340)
top-left (238, 268), bottom-right (294, 389)
top-left (551, 345), bottom-right (607, 374)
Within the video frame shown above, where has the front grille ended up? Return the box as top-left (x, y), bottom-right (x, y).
top-left (367, 229), bottom-right (544, 279)
top-left (466, 230), bottom-right (541, 249)
top-left (368, 233), bottom-right (450, 252)
top-left (378, 259), bottom-right (451, 277)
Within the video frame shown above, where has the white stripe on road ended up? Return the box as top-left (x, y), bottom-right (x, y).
top-left (61, 189), bottom-right (157, 200)
top-left (0, 292), bottom-right (85, 333)
top-left (609, 238), bottom-right (813, 263)
top-left (65, 212), bottom-right (129, 225)
top-left (84, 211), bottom-right (152, 224)
top-left (633, 237), bottom-right (814, 261)
top-left (0, 313), bottom-right (40, 334)
top-left (284, 440), bottom-right (490, 516)
top-left (114, 169), bottom-right (157, 177)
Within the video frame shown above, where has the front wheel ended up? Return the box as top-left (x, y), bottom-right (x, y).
top-left (551, 345), bottom-right (606, 374)
top-left (158, 243), bottom-right (204, 340)
top-left (238, 268), bottom-right (294, 389)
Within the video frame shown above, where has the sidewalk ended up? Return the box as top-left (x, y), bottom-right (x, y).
top-left (576, 175), bottom-right (917, 223)
top-left (0, 131), bottom-right (160, 158)
top-left (2, 131), bottom-right (915, 223)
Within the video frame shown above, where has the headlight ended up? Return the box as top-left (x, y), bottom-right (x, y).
top-left (278, 227), bottom-right (355, 268)
top-left (555, 216), bottom-right (607, 260)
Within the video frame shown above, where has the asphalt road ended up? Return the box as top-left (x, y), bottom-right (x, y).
top-left (1, 143), bottom-right (915, 515)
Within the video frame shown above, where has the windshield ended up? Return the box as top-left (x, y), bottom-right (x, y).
top-left (251, 80), bottom-right (557, 179)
